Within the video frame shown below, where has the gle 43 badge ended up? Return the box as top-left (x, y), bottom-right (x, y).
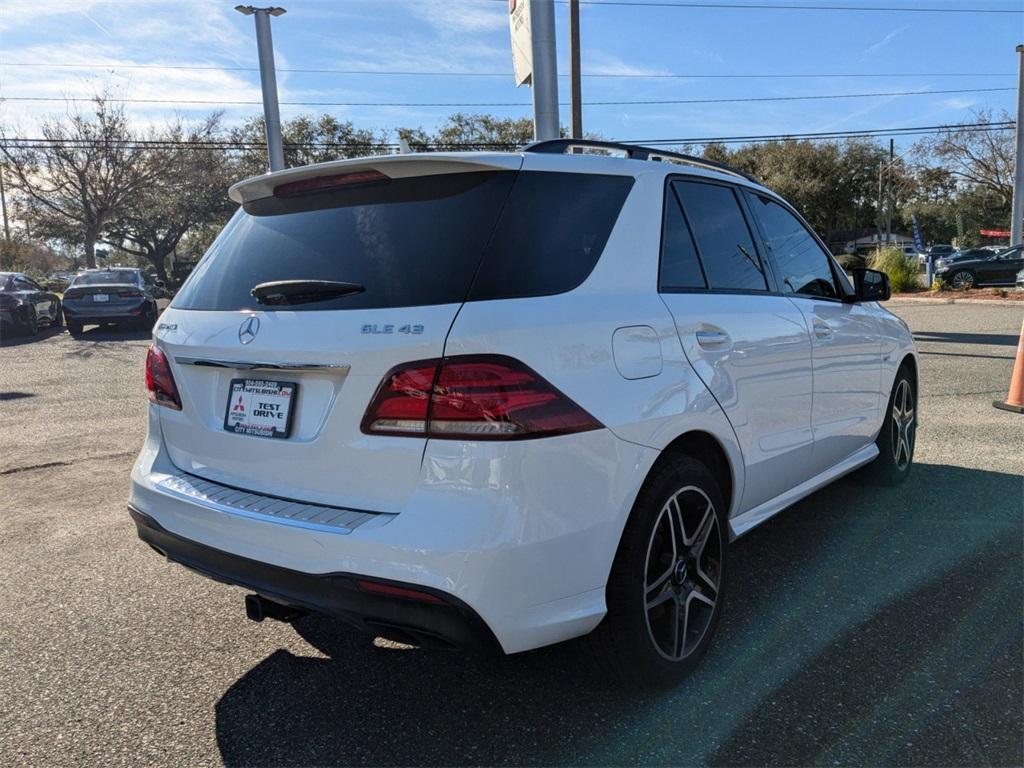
top-left (361, 324), bottom-right (424, 335)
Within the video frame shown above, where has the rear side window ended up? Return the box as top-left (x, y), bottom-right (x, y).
top-left (747, 194), bottom-right (839, 299)
top-left (173, 172), bottom-right (517, 311)
top-left (672, 180), bottom-right (767, 292)
top-left (468, 172), bottom-right (634, 301)
top-left (659, 185), bottom-right (706, 290)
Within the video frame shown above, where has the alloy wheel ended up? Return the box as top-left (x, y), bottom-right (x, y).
top-left (951, 271), bottom-right (974, 290)
top-left (890, 379), bottom-right (916, 470)
top-left (643, 485), bottom-right (722, 661)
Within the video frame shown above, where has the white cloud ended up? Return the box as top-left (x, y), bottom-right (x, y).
top-left (404, 0), bottom-right (507, 34)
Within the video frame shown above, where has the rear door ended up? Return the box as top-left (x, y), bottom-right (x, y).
top-left (744, 191), bottom-right (881, 474)
top-left (155, 157), bottom-right (522, 513)
top-left (659, 178), bottom-right (815, 513)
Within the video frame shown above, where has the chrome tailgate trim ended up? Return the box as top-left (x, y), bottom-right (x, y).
top-left (155, 472), bottom-right (388, 534)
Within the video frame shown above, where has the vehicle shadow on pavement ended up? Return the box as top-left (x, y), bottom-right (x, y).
top-left (214, 463), bottom-right (1022, 767)
top-left (913, 331), bottom-right (1020, 347)
top-left (0, 324), bottom-right (65, 347)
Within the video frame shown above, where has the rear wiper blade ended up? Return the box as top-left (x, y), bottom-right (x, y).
top-left (251, 279), bottom-right (365, 306)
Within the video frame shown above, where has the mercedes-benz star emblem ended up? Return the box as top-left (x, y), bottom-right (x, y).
top-left (238, 316), bottom-right (260, 345)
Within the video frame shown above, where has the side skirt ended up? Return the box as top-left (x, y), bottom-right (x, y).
top-left (728, 443), bottom-right (879, 539)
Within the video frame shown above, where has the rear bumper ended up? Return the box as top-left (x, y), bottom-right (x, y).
top-left (129, 406), bottom-right (659, 653)
top-left (64, 299), bottom-right (147, 323)
top-left (130, 505), bottom-right (497, 649)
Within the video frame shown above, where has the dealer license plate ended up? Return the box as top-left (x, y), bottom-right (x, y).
top-left (223, 378), bottom-right (298, 439)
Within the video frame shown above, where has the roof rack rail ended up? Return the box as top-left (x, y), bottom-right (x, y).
top-left (523, 138), bottom-right (759, 184)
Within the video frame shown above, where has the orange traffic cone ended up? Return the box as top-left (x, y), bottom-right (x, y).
top-left (993, 317), bottom-right (1024, 414)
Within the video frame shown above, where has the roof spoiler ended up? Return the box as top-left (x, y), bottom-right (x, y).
top-left (228, 153), bottom-right (523, 205)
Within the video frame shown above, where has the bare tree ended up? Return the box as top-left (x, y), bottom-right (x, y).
top-left (104, 115), bottom-right (235, 283)
top-left (914, 110), bottom-right (1015, 203)
top-left (0, 95), bottom-right (153, 268)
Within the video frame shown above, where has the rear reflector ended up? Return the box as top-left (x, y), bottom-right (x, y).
top-left (145, 345), bottom-right (181, 410)
top-left (361, 355), bottom-right (602, 440)
top-left (356, 580), bottom-right (443, 604)
top-left (273, 170), bottom-right (389, 198)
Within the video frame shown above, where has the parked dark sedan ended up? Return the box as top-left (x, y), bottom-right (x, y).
top-left (62, 268), bottom-right (160, 335)
top-left (0, 272), bottom-right (62, 336)
top-left (936, 244), bottom-right (1024, 289)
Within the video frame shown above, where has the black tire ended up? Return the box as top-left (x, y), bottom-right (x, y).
top-left (949, 269), bottom-right (974, 290)
top-left (22, 307), bottom-right (39, 336)
top-left (68, 321), bottom-right (83, 336)
top-left (870, 365), bottom-right (917, 485)
top-left (50, 302), bottom-right (62, 328)
top-left (582, 455), bottom-right (727, 687)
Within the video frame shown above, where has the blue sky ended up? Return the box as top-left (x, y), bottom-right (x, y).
top-left (1, 0), bottom-right (1020, 151)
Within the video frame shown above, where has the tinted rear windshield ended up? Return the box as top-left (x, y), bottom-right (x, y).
top-left (172, 170), bottom-right (633, 312)
top-left (73, 270), bottom-right (139, 286)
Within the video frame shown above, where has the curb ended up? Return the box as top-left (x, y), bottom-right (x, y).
top-left (889, 297), bottom-right (1024, 307)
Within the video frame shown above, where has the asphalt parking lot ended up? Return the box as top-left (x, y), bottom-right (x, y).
top-left (1, 303), bottom-right (1022, 767)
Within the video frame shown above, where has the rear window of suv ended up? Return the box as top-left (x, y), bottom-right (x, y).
top-left (172, 170), bottom-right (633, 312)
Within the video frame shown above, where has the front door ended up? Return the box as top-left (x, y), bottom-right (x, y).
top-left (744, 192), bottom-right (881, 474)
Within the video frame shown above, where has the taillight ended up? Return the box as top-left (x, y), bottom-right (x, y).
top-left (361, 355), bottom-right (601, 440)
top-left (145, 345), bottom-right (181, 410)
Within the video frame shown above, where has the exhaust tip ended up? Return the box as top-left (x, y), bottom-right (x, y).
top-left (244, 594), bottom-right (265, 622)
top-left (245, 593), bottom-right (305, 624)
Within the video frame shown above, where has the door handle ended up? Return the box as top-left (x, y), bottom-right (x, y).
top-left (696, 329), bottom-right (731, 349)
top-left (813, 320), bottom-right (833, 339)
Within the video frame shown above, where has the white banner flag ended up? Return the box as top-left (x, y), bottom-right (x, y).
top-left (509, 0), bottom-right (532, 86)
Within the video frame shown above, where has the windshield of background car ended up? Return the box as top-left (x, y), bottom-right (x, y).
top-left (172, 170), bottom-right (634, 312)
top-left (0, 275), bottom-right (14, 291)
top-left (72, 271), bottom-right (139, 286)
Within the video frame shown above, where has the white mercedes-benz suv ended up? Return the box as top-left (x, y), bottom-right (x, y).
top-left (130, 140), bottom-right (917, 684)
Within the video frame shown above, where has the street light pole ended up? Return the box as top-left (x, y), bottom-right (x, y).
top-left (1011, 44), bottom-right (1024, 247)
top-left (530, 0), bottom-right (560, 141)
top-left (235, 5), bottom-right (287, 172)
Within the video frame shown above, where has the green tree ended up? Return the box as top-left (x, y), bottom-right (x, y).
top-left (230, 114), bottom-right (388, 178)
top-left (401, 113), bottom-right (536, 150)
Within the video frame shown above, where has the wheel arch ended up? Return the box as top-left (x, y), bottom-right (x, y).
top-left (652, 430), bottom-right (735, 521)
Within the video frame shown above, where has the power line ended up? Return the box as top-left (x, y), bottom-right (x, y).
top-left (0, 62), bottom-right (1014, 80)
top-left (501, 0), bottom-right (1024, 12)
top-left (2, 120), bottom-right (1013, 151)
top-left (1, 86), bottom-right (1014, 109)
top-left (625, 121), bottom-right (1015, 144)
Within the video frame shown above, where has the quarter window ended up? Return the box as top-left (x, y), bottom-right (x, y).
top-left (672, 180), bottom-right (767, 292)
top-left (748, 195), bottom-right (838, 299)
top-left (659, 185), bottom-right (706, 290)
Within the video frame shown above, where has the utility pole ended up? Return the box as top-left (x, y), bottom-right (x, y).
top-left (568, 0), bottom-right (582, 139)
top-left (235, 5), bottom-right (287, 172)
top-left (1011, 44), bottom-right (1024, 247)
top-left (0, 162), bottom-right (10, 245)
top-left (886, 138), bottom-right (894, 245)
top-left (530, 0), bottom-right (560, 141)
top-left (877, 161), bottom-right (884, 250)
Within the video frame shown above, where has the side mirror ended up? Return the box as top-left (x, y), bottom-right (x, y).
top-left (155, 279), bottom-right (165, 287)
top-left (851, 268), bottom-right (890, 302)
